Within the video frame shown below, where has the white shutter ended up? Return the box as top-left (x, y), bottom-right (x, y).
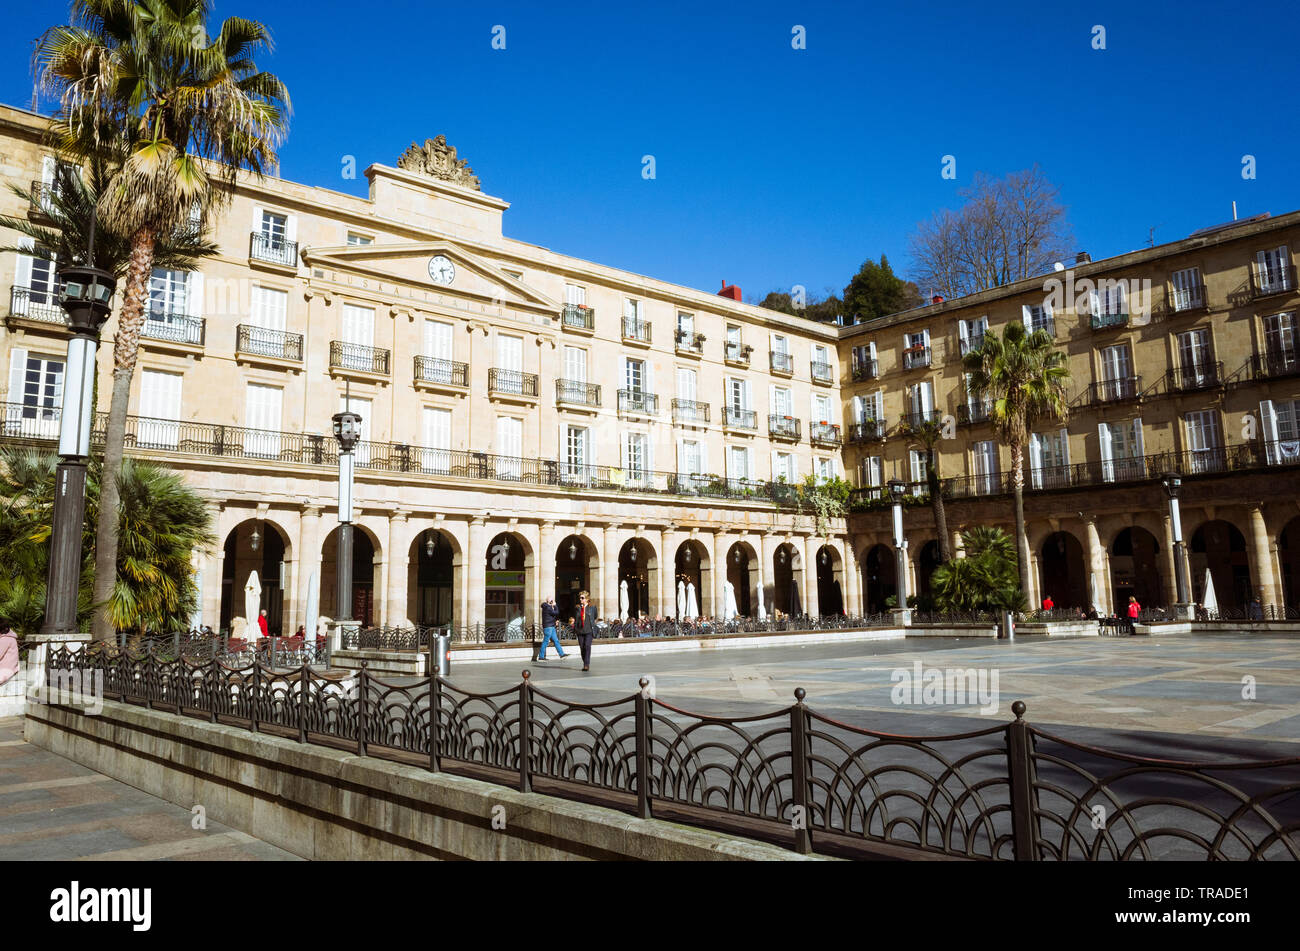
top-left (286, 214), bottom-right (298, 245)
top-left (677, 368), bottom-right (696, 401)
top-left (957, 320), bottom-right (969, 352)
top-left (7, 347), bottom-right (28, 405)
top-left (1131, 418), bottom-right (1145, 460)
top-left (425, 320), bottom-right (453, 360)
top-left (41, 154), bottom-right (56, 185)
top-left (770, 450), bottom-right (779, 480)
top-left (851, 395), bottom-right (863, 423)
top-left (873, 390), bottom-right (884, 421)
top-left (187, 272), bottom-right (203, 318)
top-left (921, 381), bottom-right (934, 415)
top-left (245, 384), bottom-right (283, 458)
top-left (1098, 423), bottom-right (1113, 481)
top-left (1260, 400), bottom-right (1279, 464)
top-left (139, 370), bottom-right (182, 449)
top-left (15, 238), bottom-right (33, 292)
top-left (921, 328), bottom-right (931, 348)
top-left (1029, 433), bottom-right (1044, 488)
top-left (743, 380), bottom-right (752, 411)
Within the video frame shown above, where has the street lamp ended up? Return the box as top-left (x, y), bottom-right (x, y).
top-left (1163, 473), bottom-right (1192, 619)
top-left (332, 403), bottom-right (362, 624)
top-left (425, 531), bottom-right (436, 558)
top-left (888, 479), bottom-right (910, 626)
top-left (41, 262), bottom-right (116, 637)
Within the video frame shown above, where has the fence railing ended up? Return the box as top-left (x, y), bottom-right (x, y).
top-left (9, 285), bottom-right (65, 325)
top-left (902, 346), bottom-right (931, 370)
top-left (618, 389), bottom-right (658, 416)
top-left (236, 324), bottom-right (303, 362)
top-left (46, 642), bottom-right (1300, 861)
top-left (676, 330), bottom-right (705, 354)
top-left (848, 419), bottom-right (886, 442)
top-left (810, 422), bottom-right (841, 447)
top-left (724, 342), bottom-right (751, 364)
top-left (330, 341), bottom-right (390, 375)
top-left (1165, 362), bottom-right (1222, 392)
top-left (556, 379), bottom-right (601, 407)
top-left (769, 351), bottom-right (793, 373)
top-left (561, 304), bottom-right (595, 330)
top-left (621, 317), bottom-right (651, 344)
top-left (850, 358), bottom-right (877, 381)
top-left (142, 313), bottom-right (205, 346)
top-left (488, 368), bottom-right (539, 397)
top-left (957, 401), bottom-right (993, 425)
top-left (1083, 376), bottom-right (1141, 405)
top-left (768, 415), bottom-right (801, 440)
top-left (1252, 264), bottom-right (1296, 299)
top-left (723, 407), bottom-right (757, 430)
top-left (1253, 350), bottom-right (1300, 381)
top-left (414, 356), bottom-right (469, 387)
top-left (249, 231), bottom-right (297, 268)
top-left (671, 399), bottom-right (710, 424)
top-left (810, 360), bottom-right (833, 383)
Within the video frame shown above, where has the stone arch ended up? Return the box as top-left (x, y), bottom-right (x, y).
top-left (725, 539), bottom-right (760, 617)
top-left (1280, 516), bottom-right (1300, 613)
top-left (407, 527), bottom-right (459, 628)
top-left (322, 523), bottom-right (382, 626)
top-left (555, 533), bottom-right (599, 621)
top-left (220, 517), bottom-right (293, 635)
top-left (771, 541), bottom-right (802, 616)
top-left (816, 543), bottom-right (844, 616)
top-left (862, 543), bottom-right (895, 614)
top-left (1190, 519), bottom-right (1250, 611)
top-left (1040, 531), bottom-right (1087, 609)
top-left (485, 530), bottom-right (533, 629)
top-left (915, 539), bottom-right (942, 606)
top-left (618, 537), bottom-right (658, 619)
top-left (674, 539), bottom-right (711, 617)
top-left (1110, 525), bottom-right (1164, 612)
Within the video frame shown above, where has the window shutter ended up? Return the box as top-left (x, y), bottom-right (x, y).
top-left (770, 449), bottom-right (779, 480)
top-left (921, 381), bottom-right (934, 415)
top-left (286, 214), bottom-right (298, 245)
top-left (1260, 400), bottom-right (1279, 464)
top-left (852, 395), bottom-right (862, 422)
top-left (922, 328), bottom-right (931, 348)
top-left (1059, 428), bottom-right (1071, 467)
top-left (15, 238), bottom-right (34, 292)
top-left (7, 348), bottom-right (28, 404)
top-left (1131, 418), bottom-right (1145, 458)
top-left (1098, 423), bottom-right (1113, 464)
top-left (957, 320), bottom-right (969, 350)
top-left (743, 379), bottom-right (752, 410)
top-left (868, 341), bottom-right (877, 361)
top-left (40, 154), bottom-right (56, 186)
top-left (699, 439), bottom-right (708, 476)
top-left (187, 272), bottom-right (204, 318)
top-left (252, 205), bottom-right (263, 233)
top-left (1029, 433), bottom-right (1043, 472)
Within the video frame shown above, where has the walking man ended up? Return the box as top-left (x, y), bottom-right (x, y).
top-left (571, 590), bottom-right (597, 672)
top-left (537, 597), bottom-right (567, 661)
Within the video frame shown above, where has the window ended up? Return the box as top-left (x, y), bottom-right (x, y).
top-left (727, 325), bottom-right (742, 345)
top-left (13, 240), bottom-right (59, 320)
top-left (727, 445), bottom-right (750, 482)
top-left (972, 440), bottom-right (999, 495)
top-left (1260, 399), bottom-right (1300, 465)
top-left (563, 346), bottom-right (587, 382)
top-left (851, 343), bottom-right (876, 377)
top-left (813, 393), bottom-right (831, 423)
top-left (1023, 303), bottom-right (1054, 335)
top-left (497, 416), bottom-right (522, 479)
top-left (815, 457), bottom-right (834, 483)
top-left (625, 358), bottom-right (645, 394)
top-left (422, 407), bottom-right (452, 473)
top-left (903, 330), bottom-right (931, 368)
top-left (423, 319), bottom-right (454, 366)
top-left (244, 286), bottom-right (289, 357)
top-left (562, 424), bottom-right (587, 481)
top-left (1029, 430), bottom-right (1069, 488)
top-left (496, 334), bottom-right (524, 392)
top-left (1099, 343), bottom-right (1135, 399)
top-left (623, 298), bottom-right (646, 339)
top-left (564, 283), bottom-right (586, 307)
top-left (771, 333), bottom-right (788, 355)
top-left (729, 378), bottom-right (750, 412)
top-left (1176, 329), bottom-right (1214, 386)
top-left (1098, 418), bottom-right (1145, 482)
top-left (860, 456), bottom-right (883, 497)
top-left (1091, 280), bottom-right (1128, 319)
top-left (4, 349), bottom-right (63, 438)
top-left (679, 439), bottom-right (702, 476)
top-left (244, 383), bottom-right (283, 458)
top-left (1171, 267), bottom-right (1203, 311)
top-left (147, 269), bottom-right (190, 330)
top-left (677, 368), bottom-right (697, 401)
top-left (1262, 313), bottom-right (1298, 368)
top-left (625, 432), bottom-right (649, 485)
top-left (771, 386), bottom-right (792, 417)
top-left (909, 449), bottom-right (928, 495)
top-left (624, 298), bottom-right (641, 321)
top-left (1184, 410), bottom-right (1225, 474)
top-left (346, 233), bottom-right (373, 246)
top-left (907, 380), bottom-right (934, 421)
top-left (958, 316), bottom-right (988, 356)
top-left (773, 451), bottom-right (795, 482)
top-left (259, 210), bottom-right (287, 243)
top-left (138, 369), bottom-right (183, 449)
top-left (1257, 245), bottom-right (1292, 293)
top-left (340, 303), bottom-right (376, 370)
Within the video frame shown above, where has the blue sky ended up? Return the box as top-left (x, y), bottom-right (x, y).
top-left (3, 0), bottom-right (1296, 301)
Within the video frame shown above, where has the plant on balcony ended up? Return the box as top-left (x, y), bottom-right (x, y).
top-left (794, 474), bottom-right (850, 536)
top-left (929, 526), bottom-right (1025, 612)
top-left (37, 0), bottom-right (290, 641)
top-left (963, 322), bottom-right (1070, 599)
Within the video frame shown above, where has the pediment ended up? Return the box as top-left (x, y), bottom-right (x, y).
top-left (303, 240), bottom-right (557, 313)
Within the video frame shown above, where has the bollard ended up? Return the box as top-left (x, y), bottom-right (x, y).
top-left (434, 632), bottom-right (451, 676)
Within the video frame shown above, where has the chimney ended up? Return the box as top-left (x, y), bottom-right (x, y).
top-left (718, 281), bottom-right (742, 302)
top-left (1075, 251), bottom-right (1091, 264)
top-left (931, 294), bottom-right (944, 305)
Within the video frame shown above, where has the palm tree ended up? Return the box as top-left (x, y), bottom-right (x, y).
top-left (36, 0), bottom-right (289, 640)
top-left (963, 321), bottom-right (1070, 599)
top-left (931, 525), bottom-right (1023, 612)
top-left (902, 416), bottom-right (951, 562)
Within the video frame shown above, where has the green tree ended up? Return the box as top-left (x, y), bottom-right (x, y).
top-left (962, 322), bottom-right (1070, 598)
top-left (36, 0), bottom-right (290, 640)
top-left (930, 526), bottom-right (1024, 612)
top-left (0, 447), bottom-right (213, 636)
top-left (900, 416), bottom-right (951, 562)
top-left (842, 255), bottom-right (922, 321)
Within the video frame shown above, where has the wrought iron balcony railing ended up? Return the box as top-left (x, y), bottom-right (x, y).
top-left (1252, 350), bottom-right (1300, 381)
top-left (851, 358), bottom-right (877, 381)
top-left (769, 351), bottom-right (794, 374)
top-left (957, 400), bottom-right (993, 425)
top-left (621, 317), bottom-right (651, 344)
top-left (1090, 310), bottom-right (1129, 330)
top-left (722, 407), bottom-right (756, 430)
top-left (414, 356), bottom-right (469, 387)
top-left (28, 180), bottom-right (58, 217)
top-left (1027, 316), bottom-right (1056, 337)
top-left (142, 312), bottom-right (205, 346)
top-left (1170, 283), bottom-right (1207, 313)
top-left (724, 342), bottom-right (751, 365)
top-left (811, 360), bottom-right (834, 383)
top-left (235, 325), bottom-right (303, 362)
top-left (768, 415), bottom-right (801, 440)
top-left (1086, 376), bottom-right (1142, 405)
top-left (675, 330), bottom-right (705, 354)
top-left (902, 346), bottom-right (931, 370)
top-left (488, 368), bottom-right (538, 397)
top-left (556, 379), bottom-right (601, 407)
top-left (1165, 362), bottom-right (1222, 393)
top-left (671, 399), bottom-right (710, 424)
top-left (900, 409), bottom-right (942, 431)
top-left (848, 419), bottom-right (886, 442)
top-left (618, 389), bottom-right (658, 415)
top-left (1252, 265), bottom-right (1296, 299)
top-left (810, 422), bottom-right (841, 447)
top-left (330, 341), bottom-right (390, 375)
top-left (562, 304), bottom-right (595, 331)
top-left (9, 285), bottom-right (65, 325)
top-left (959, 333), bottom-right (986, 357)
top-left (249, 231), bottom-right (297, 268)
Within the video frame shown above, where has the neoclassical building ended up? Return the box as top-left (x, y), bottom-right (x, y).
top-left (0, 105), bottom-right (857, 634)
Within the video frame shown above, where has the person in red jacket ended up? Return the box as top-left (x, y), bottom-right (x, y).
top-left (1042, 595), bottom-right (1054, 611)
top-left (258, 609), bottom-right (269, 638)
top-left (1126, 596), bottom-right (1141, 619)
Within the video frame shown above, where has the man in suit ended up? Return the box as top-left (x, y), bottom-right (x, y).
top-left (570, 590), bottom-right (596, 671)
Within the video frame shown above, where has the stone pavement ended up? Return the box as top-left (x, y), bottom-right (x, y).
top-left (454, 631), bottom-right (1300, 758)
top-left (0, 718), bottom-right (299, 861)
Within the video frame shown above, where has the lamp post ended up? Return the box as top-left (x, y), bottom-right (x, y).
top-left (41, 263), bottom-right (116, 637)
top-left (888, 479), bottom-right (911, 626)
top-left (1163, 473), bottom-right (1192, 619)
top-left (332, 404), bottom-right (362, 627)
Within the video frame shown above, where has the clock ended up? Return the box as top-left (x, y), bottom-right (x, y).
top-left (428, 255), bottom-right (456, 285)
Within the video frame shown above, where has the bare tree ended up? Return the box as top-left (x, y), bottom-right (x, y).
top-left (909, 166), bottom-right (1073, 299)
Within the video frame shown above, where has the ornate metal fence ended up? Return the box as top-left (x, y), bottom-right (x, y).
top-left (43, 643), bottom-right (1300, 860)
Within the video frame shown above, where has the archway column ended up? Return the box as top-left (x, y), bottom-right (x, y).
top-left (802, 535), bottom-right (821, 616)
top-left (1249, 506), bottom-right (1279, 607)
top-left (467, 517), bottom-right (488, 630)
top-left (384, 511), bottom-right (409, 628)
top-left (842, 538), bottom-right (862, 615)
top-left (1083, 515), bottom-right (1110, 615)
top-left (761, 531), bottom-right (781, 612)
top-left (602, 523), bottom-right (620, 620)
top-left (296, 505), bottom-right (322, 628)
top-left (1160, 514), bottom-right (1179, 608)
top-left (539, 520), bottom-right (557, 624)
top-left (650, 526), bottom-right (667, 618)
top-left (713, 531), bottom-right (729, 619)
top-left (202, 548), bottom-right (223, 632)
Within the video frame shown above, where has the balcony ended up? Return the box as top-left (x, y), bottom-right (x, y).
top-left (1252, 350), bottom-right (1300, 381)
top-left (810, 360), bottom-right (834, 384)
top-left (248, 232), bottom-right (297, 271)
top-left (1085, 376), bottom-right (1142, 405)
top-left (556, 379), bottom-right (601, 410)
top-left (1165, 362), bottom-right (1223, 393)
top-left (414, 356), bottom-right (469, 390)
top-left (959, 333), bottom-right (986, 357)
top-left (900, 409), bottom-right (942, 432)
top-left (235, 325), bottom-right (303, 368)
top-left (848, 419), bottom-right (885, 442)
top-left (851, 358), bottom-right (877, 381)
top-left (724, 342), bottom-right (752, 366)
top-left (488, 368), bottom-right (539, 401)
top-left (957, 400), bottom-right (993, 426)
top-left (8, 286), bottom-right (66, 329)
top-left (618, 389), bottom-right (658, 416)
top-left (768, 415), bottom-right (801, 441)
top-left (1090, 310), bottom-right (1129, 331)
top-left (1027, 316), bottom-right (1056, 337)
top-left (1169, 284), bottom-right (1208, 314)
top-left (561, 304), bottom-right (595, 332)
top-left (675, 330), bottom-right (705, 356)
top-left (28, 180), bottom-right (57, 220)
top-left (330, 341), bottom-right (390, 378)
top-left (902, 346), bottom-right (931, 370)
top-left (671, 399), bottom-right (710, 426)
top-left (621, 317), bottom-right (651, 346)
top-left (722, 407), bottom-right (756, 431)
top-left (769, 351), bottom-right (794, 375)
top-left (810, 422), bottom-right (841, 448)
top-left (1252, 265), bottom-right (1296, 300)
top-left (141, 312), bottom-right (205, 352)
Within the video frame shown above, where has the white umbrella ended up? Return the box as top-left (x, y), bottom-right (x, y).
top-left (1090, 572), bottom-right (1104, 615)
top-left (676, 579), bottom-right (686, 618)
top-left (619, 579), bottom-right (630, 621)
top-left (305, 571), bottom-right (319, 644)
top-left (723, 581), bottom-right (738, 621)
top-left (686, 581), bottom-right (699, 620)
top-left (757, 585), bottom-right (768, 621)
top-left (189, 567), bottom-right (203, 632)
top-left (244, 571), bottom-right (262, 637)
top-left (1202, 568), bottom-right (1219, 615)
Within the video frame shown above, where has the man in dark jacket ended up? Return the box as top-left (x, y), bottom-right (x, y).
top-left (537, 598), bottom-right (566, 661)
top-left (570, 590), bottom-right (597, 671)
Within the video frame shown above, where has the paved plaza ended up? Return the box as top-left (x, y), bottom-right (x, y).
top-left (0, 718), bottom-right (298, 861)
top-left (453, 632), bottom-right (1300, 760)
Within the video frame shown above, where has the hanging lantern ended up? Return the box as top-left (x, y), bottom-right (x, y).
top-left (733, 549), bottom-right (741, 563)
top-left (569, 540), bottom-right (577, 559)
top-left (629, 545), bottom-right (637, 564)
top-left (683, 547), bottom-right (692, 564)
top-left (820, 549), bottom-right (828, 565)
top-left (777, 549), bottom-right (786, 565)
top-left (425, 532), bottom-right (436, 558)
top-left (250, 526), bottom-right (261, 552)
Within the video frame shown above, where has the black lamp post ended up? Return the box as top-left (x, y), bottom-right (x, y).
top-left (332, 404), bottom-right (362, 624)
top-left (1163, 473), bottom-right (1192, 618)
top-left (41, 263), bottom-right (116, 636)
top-left (888, 479), bottom-right (910, 624)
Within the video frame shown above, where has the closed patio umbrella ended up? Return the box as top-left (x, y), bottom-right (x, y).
top-left (619, 579), bottom-right (630, 621)
top-left (677, 578), bottom-right (686, 618)
top-left (723, 581), bottom-right (738, 621)
top-left (1203, 568), bottom-right (1219, 616)
top-left (790, 579), bottom-right (802, 617)
top-left (757, 585), bottom-right (768, 621)
top-left (244, 571), bottom-right (262, 637)
top-left (686, 581), bottom-right (698, 620)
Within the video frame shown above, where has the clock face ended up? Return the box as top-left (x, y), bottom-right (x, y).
top-left (428, 255), bottom-right (456, 285)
